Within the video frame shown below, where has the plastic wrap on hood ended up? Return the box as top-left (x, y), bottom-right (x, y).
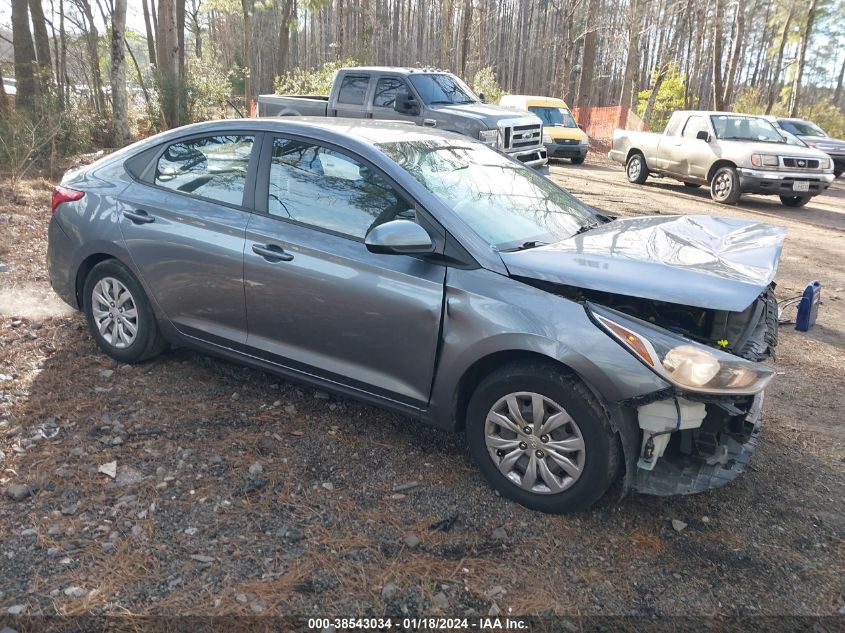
top-left (500, 215), bottom-right (786, 312)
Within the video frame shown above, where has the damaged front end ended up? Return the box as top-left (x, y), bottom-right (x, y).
top-left (584, 290), bottom-right (778, 497)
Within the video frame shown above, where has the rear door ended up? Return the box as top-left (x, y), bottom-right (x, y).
top-left (243, 134), bottom-right (446, 407)
top-left (118, 132), bottom-right (258, 344)
top-left (330, 73), bottom-right (372, 118)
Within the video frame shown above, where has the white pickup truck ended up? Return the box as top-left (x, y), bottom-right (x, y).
top-left (609, 110), bottom-right (835, 207)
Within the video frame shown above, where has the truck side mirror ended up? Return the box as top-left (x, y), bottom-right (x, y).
top-left (394, 91), bottom-right (419, 116)
top-left (478, 92), bottom-right (486, 103)
top-left (696, 130), bottom-right (711, 142)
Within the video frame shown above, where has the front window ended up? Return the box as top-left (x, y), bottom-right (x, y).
top-left (408, 74), bottom-right (478, 106)
top-left (710, 115), bottom-right (785, 143)
top-left (528, 106), bottom-right (577, 128)
top-left (778, 120), bottom-right (827, 137)
top-left (376, 139), bottom-right (597, 251)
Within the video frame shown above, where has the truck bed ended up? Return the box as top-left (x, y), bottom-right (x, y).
top-left (257, 95), bottom-right (329, 117)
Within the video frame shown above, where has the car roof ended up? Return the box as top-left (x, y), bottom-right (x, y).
top-left (341, 66), bottom-right (453, 76)
top-left (116, 117), bottom-right (471, 159)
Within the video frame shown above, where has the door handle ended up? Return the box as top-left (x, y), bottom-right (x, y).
top-left (123, 210), bottom-right (155, 224)
top-left (252, 243), bottom-right (294, 262)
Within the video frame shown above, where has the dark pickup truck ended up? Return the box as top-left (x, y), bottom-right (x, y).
top-left (257, 67), bottom-right (548, 167)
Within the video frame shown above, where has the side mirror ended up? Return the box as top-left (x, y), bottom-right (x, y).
top-left (696, 130), bottom-right (710, 142)
top-left (365, 219), bottom-right (434, 255)
top-left (394, 91), bottom-right (419, 116)
top-left (478, 92), bottom-right (486, 103)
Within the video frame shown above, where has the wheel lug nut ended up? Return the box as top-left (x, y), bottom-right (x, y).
top-left (518, 442), bottom-right (527, 450)
top-left (523, 426), bottom-right (532, 434)
top-left (535, 450), bottom-right (545, 458)
top-left (541, 435), bottom-right (549, 443)
top-left (496, 449), bottom-right (505, 457)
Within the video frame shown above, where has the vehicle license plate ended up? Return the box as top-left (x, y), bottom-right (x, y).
top-left (793, 181), bottom-right (810, 192)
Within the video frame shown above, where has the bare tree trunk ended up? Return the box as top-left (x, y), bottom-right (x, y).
top-left (142, 0), bottom-right (157, 64)
top-left (765, 4), bottom-right (793, 114)
top-left (834, 54), bottom-right (845, 107)
top-left (788, 0), bottom-right (818, 117)
top-left (575, 0), bottom-right (598, 108)
top-left (156, 0), bottom-right (182, 127)
top-left (241, 0), bottom-right (255, 103)
top-left (0, 67), bottom-right (10, 117)
top-left (722, 0), bottom-right (744, 106)
top-left (459, 0), bottom-right (472, 76)
top-left (29, 0), bottom-right (54, 86)
top-left (111, 0), bottom-right (129, 146)
top-left (711, 0), bottom-right (725, 110)
top-left (619, 0), bottom-right (640, 115)
top-left (77, 0), bottom-right (107, 115)
top-left (12, 0), bottom-right (39, 111)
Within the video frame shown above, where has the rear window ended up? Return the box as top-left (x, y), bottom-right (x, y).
top-left (154, 135), bottom-right (254, 206)
top-left (337, 75), bottom-right (369, 105)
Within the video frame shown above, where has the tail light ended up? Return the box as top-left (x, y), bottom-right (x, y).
top-left (51, 186), bottom-right (84, 214)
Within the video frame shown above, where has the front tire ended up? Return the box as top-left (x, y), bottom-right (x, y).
top-left (779, 195), bottom-right (811, 208)
top-left (83, 259), bottom-right (166, 363)
top-left (626, 153), bottom-right (649, 184)
top-left (571, 156), bottom-right (586, 165)
top-left (466, 363), bottom-right (619, 514)
top-left (710, 166), bottom-right (741, 204)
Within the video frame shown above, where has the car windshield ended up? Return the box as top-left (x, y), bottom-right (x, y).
top-left (778, 119), bottom-right (827, 137)
top-left (376, 139), bottom-right (598, 250)
top-left (710, 115), bottom-right (785, 143)
top-left (408, 74), bottom-right (479, 105)
top-left (528, 106), bottom-right (578, 128)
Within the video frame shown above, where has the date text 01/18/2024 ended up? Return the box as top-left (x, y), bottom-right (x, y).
top-left (307, 617), bottom-right (529, 630)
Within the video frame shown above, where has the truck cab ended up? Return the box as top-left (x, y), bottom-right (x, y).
top-left (499, 95), bottom-right (589, 164)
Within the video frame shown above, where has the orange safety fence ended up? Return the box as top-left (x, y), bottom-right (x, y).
top-left (571, 106), bottom-right (648, 143)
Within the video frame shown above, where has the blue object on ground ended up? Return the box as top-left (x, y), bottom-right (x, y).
top-left (795, 281), bottom-right (821, 332)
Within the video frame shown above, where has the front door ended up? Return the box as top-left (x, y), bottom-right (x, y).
top-left (244, 135), bottom-right (446, 406)
top-left (118, 132), bottom-right (257, 344)
top-left (370, 76), bottom-right (421, 125)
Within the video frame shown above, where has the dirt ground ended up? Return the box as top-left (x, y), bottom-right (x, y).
top-left (0, 155), bottom-right (843, 623)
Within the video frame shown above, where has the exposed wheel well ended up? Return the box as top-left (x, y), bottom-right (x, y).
top-left (707, 160), bottom-right (737, 183)
top-left (75, 254), bottom-right (115, 308)
top-left (626, 148), bottom-right (644, 163)
top-left (452, 350), bottom-right (576, 431)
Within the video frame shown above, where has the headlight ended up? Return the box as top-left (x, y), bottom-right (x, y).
top-left (751, 154), bottom-right (779, 167)
top-left (478, 129), bottom-right (499, 148)
top-left (542, 132), bottom-right (552, 144)
top-left (590, 305), bottom-right (774, 394)
top-left (818, 157), bottom-right (831, 169)
top-left (581, 134), bottom-right (590, 145)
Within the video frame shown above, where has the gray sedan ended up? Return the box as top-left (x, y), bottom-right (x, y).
top-left (47, 118), bottom-right (783, 513)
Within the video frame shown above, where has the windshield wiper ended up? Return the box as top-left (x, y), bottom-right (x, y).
top-left (502, 240), bottom-right (549, 252)
top-left (571, 221), bottom-right (601, 237)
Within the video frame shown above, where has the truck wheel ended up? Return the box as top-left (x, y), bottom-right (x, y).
top-left (833, 167), bottom-right (843, 178)
top-left (626, 153), bottom-right (649, 184)
top-left (710, 166), bottom-right (741, 204)
top-left (465, 362), bottom-right (620, 514)
top-left (571, 156), bottom-right (586, 165)
top-left (779, 195), bottom-right (811, 208)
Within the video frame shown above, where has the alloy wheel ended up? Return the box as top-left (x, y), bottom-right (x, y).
top-left (484, 392), bottom-right (586, 494)
top-left (713, 171), bottom-right (733, 201)
top-left (627, 157), bottom-right (641, 180)
top-left (91, 277), bottom-right (139, 349)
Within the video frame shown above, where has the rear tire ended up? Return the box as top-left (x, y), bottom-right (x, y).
top-left (571, 156), bottom-right (586, 165)
top-left (466, 362), bottom-right (619, 514)
top-left (83, 259), bottom-right (166, 364)
top-left (710, 166), bottom-right (741, 204)
top-left (779, 195), bottom-right (811, 208)
top-left (626, 153), bottom-right (649, 184)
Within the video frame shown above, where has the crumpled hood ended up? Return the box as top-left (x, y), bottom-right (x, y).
top-left (430, 102), bottom-right (540, 127)
top-left (500, 215), bottom-right (787, 312)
